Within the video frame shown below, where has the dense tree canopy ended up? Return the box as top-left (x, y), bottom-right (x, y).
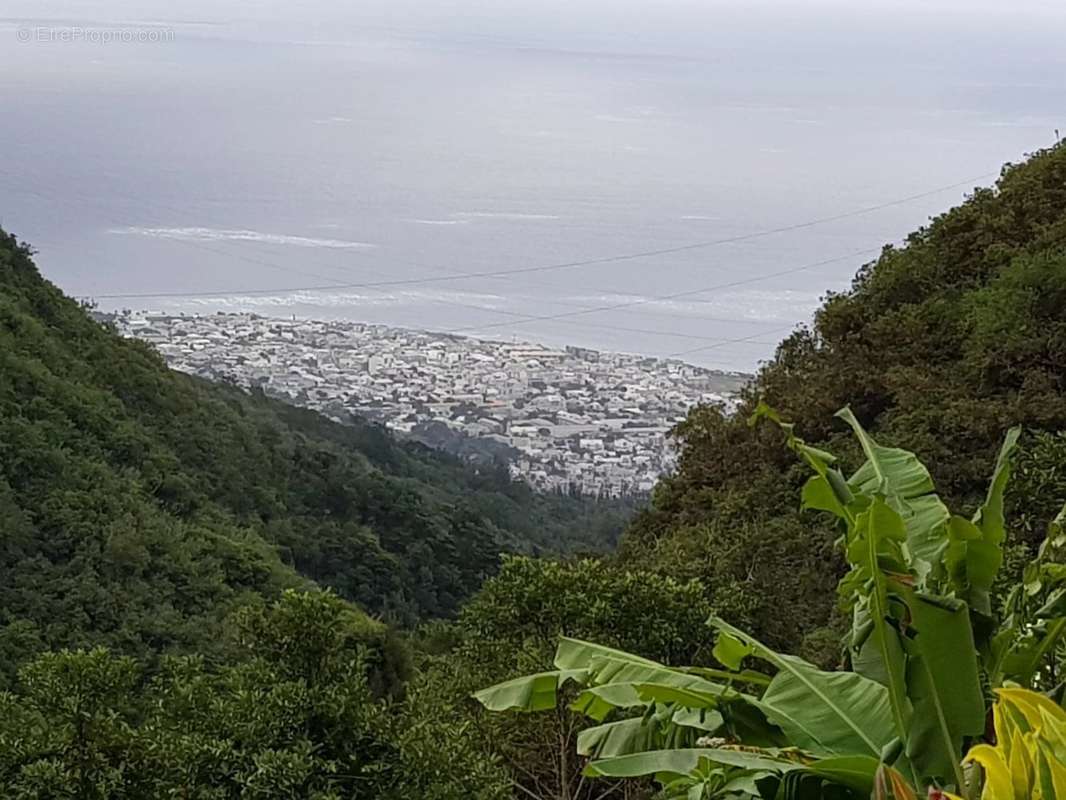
top-left (0, 590), bottom-right (506, 799)
top-left (418, 556), bottom-right (719, 800)
top-left (2, 143), bottom-right (1066, 797)
top-left (623, 143), bottom-right (1066, 661)
top-left (0, 230), bottom-right (628, 681)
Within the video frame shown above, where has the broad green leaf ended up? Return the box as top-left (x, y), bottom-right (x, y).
top-left (717, 772), bottom-right (767, 797)
top-left (472, 668), bottom-right (585, 712)
top-left (713, 632), bottom-right (753, 671)
top-left (851, 621), bottom-right (900, 690)
top-left (900, 591), bottom-right (983, 787)
top-left (671, 706), bottom-right (726, 733)
top-left (966, 427), bottom-right (1021, 615)
top-left (944, 515), bottom-right (981, 589)
top-left (577, 717), bottom-right (658, 757)
top-left (635, 682), bottom-right (730, 711)
top-left (555, 636), bottom-right (662, 671)
top-left (803, 755), bottom-right (884, 795)
top-left (837, 408), bottom-right (934, 498)
top-left (584, 747), bottom-right (800, 779)
top-left (755, 665), bottom-right (896, 759)
top-left (583, 656), bottom-right (729, 698)
top-left (753, 403), bottom-right (854, 519)
top-left (684, 666), bottom-right (772, 688)
top-left (971, 427), bottom-right (1021, 545)
top-left (900, 494), bottom-right (952, 580)
top-left (801, 474), bottom-right (849, 519)
top-left (836, 407), bottom-right (951, 585)
top-left (710, 618), bottom-right (896, 758)
top-left (571, 683), bottom-right (644, 720)
top-left (851, 498), bottom-right (912, 743)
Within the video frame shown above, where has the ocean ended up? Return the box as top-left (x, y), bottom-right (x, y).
top-left (2, 0), bottom-right (1063, 371)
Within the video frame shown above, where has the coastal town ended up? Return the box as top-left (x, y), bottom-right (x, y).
top-left (111, 312), bottom-right (749, 497)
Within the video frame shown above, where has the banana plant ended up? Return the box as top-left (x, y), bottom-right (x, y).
top-left (475, 406), bottom-right (1066, 799)
top-left (987, 504), bottom-right (1066, 689)
top-left (475, 634), bottom-right (897, 799)
top-left (748, 405), bottom-right (1018, 789)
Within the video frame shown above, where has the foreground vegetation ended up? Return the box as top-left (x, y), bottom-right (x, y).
top-left (622, 143), bottom-right (1066, 664)
top-left (1, 143), bottom-right (1065, 797)
top-left (477, 407), bottom-right (1066, 798)
top-left (0, 590), bottom-right (507, 799)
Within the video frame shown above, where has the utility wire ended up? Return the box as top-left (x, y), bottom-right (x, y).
top-left (444, 246), bottom-right (881, 335)
top-left (0, 164), bottom-right (808, 322)
top-left (668, 323), bottom-right (805, 358)
top-left (0, 167), bottom-right (990, 357)
top-left (0, 178), bottom-right (796, 346)
top-left (71, 172), bottom-right (992, 300)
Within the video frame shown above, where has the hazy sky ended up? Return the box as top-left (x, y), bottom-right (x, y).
top-left (2, 1), bottom-right (1063, 369)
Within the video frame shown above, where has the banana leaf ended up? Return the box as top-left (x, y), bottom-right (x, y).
top-left (472, 668), bottom-right (586, 712)
top-left (711, 618), bottom-right (896, 759)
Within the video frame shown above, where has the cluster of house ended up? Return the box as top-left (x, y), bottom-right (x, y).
top-left (112, 312), bottom-right (748, 497)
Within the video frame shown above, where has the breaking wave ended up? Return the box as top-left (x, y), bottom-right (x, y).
top-left (109, 226), bottom-right (376, 249)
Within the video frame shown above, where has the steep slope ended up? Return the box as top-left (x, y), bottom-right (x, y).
top-left (623, 144), bottom-right (1066, 660)
top-left (0, 231), bottom-right (628, 680)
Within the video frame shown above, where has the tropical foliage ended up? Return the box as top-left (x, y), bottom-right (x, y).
top-left (417, 555), bottom-right (718, 800)
top-left (965, 688), bottom-right (1066, 800)
top-left (3, 143), bottom-right (1066, 798)
top-left (476, 407), bottom-right (1066, 798)
top-left (0, 590), bottom-right (507, 799)
top-left (624, 143), bottom-right (1066, 662)
top-left (0, 228), bottom-right (628, 682)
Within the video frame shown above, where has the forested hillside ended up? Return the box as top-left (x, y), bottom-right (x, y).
top-left (463, 144), bottom-right (1066, 800)
top-left (3, 144), bottom-right (1065, 798)
top-left (622, 143), bottom-right (1066, 662)
top-left (0, 231), bottom-right (628, 680)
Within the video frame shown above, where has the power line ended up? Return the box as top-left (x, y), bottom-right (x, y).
top-left (0, 167), bottom-right (989, 358)
top-left (1, 171), bottom-right (783, 328)
top-left (372, 291), bottom-right (786, 345)
top-left (0, 177), bottom-right (796, 347)
top-left (668, 323), bottom-right (804, 358)
top-left (444, 246), bottom-right (881, 335)
top-left (76, 172), bottom-right (991, 300)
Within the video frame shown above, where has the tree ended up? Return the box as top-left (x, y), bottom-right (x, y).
top-left (475, 410), bottom-right (1066, 799)
top-left (622, 144), bottom-right (1066, 660)
top-left (0, 591), bottom-right (507, 799)
top-left (421, 556), bottom-right (717, 800)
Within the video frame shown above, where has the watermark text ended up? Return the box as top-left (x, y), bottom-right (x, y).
top-left (16, 26), bottom-right (175, 44)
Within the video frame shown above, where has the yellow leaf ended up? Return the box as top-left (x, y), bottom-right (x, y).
top-left (998, 687), bottom-right (1066, 732)
top-left (993, 696), bottom-right (1016, 761)
top-left (1007, 729), bottom-right (1033, 799)
top-left (965, 743), bottom-right (1013, 800)
top-left (1036, 739), bottom-right (1066, 799)
top-left (1037, 706), bottom-right (1066, 756)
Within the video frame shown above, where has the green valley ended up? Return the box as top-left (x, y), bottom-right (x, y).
top-left (1, 142), bottom-right (1065, 798)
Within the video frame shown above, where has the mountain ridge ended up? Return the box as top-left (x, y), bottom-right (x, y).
top-left (0, 231), bottom-right (629, 682)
